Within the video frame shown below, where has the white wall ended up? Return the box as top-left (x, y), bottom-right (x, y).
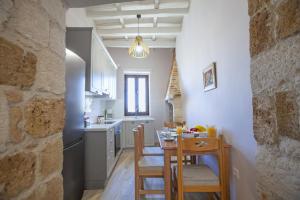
top-left (66, 8), bottom-right (94, 27)
top-left (176, 0), bottom-right (257, 199)
top-left (107, 48), bottom-right (173, 132)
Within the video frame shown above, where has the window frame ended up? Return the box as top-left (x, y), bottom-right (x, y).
top-left (124, 74), bottom-right (150, 116)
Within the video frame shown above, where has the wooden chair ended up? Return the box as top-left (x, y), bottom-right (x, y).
top-left (140, 123), bottom-right (164, 156)
top-left (173, 134), bottom-right (227, 200)
top-left (134, 126), bottom-right (165, 200)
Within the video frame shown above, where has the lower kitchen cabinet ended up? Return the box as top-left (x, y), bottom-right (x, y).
top-left (122, 119), bottom-right (155, 148)
top-left (106, 128), bottom-right (115, 176)
top-left (85, 124), bottom-right (121, 189)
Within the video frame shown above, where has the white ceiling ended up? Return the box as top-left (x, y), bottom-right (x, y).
top-left (85, 0), bottom-right (190, 48)
top-left (65, 0), bottom-right (143, 8)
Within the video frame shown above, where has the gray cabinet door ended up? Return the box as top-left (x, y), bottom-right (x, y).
top-left (125, 121), bottom-right (137, 147)
top-left (85, 131), bottom-right (107, 189)
top-left (106, 128), bottom-right (115, 175)
top-left (144, 120), bottom-right (155, 146)
top-left (123, 120), bottom-right (155, 147)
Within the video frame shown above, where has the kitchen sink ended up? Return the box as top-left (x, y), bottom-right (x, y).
top-left (101, 120), bottom-right (116, 124)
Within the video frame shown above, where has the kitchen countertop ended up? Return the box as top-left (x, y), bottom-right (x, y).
top-left (84, 119), bottom-right (123, 131)
top-left (122, 116), bottom-right (154, 121)
top-left (84, 117), bottom-right (154, 131)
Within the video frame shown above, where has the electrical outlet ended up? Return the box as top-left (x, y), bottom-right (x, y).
top-left (233, 167), bottom-right (240, 179)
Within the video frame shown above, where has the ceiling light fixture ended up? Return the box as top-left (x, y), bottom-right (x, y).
top-left (128, 14), bottom-right (149, 58)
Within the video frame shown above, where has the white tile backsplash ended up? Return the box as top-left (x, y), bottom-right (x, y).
top-left (85, 96), bottom-right (106, 123)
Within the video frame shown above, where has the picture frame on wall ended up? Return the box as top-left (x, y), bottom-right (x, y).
top-left (203, 62), bottom-right (217, 92)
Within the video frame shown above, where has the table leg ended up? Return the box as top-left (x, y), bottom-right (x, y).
top-left (224, 147), bottom-right (230, 200)
top-left (164, 150), bottom-right (172, 200)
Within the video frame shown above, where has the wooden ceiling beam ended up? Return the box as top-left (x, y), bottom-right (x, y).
top-left (96, 27), bottom-right (181, 37)
top-left (86, 8), bottom-right (189, 20)
top-left (154, 0), bottom-right (160, 9)
top-left (96, 22), bottom-right (181, 29)
top-left (103, 38), bottom-right (176, 48)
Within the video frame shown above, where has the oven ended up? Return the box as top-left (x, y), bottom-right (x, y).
top-left (114, 123), bottom-right (121, 156)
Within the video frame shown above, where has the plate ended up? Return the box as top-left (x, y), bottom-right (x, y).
top-left (182, 132), bottom-right (208, 138)
top-left (170, 133), bottom-right (178, 137)
top-left (163, 138), bottom-right (175, 142)
top-left (161, 132), bottom-right (177, 137)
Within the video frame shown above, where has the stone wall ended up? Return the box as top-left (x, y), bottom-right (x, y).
top-left (0, 0), bottom-right (65, 199)
top-left (249, 0), bottom-right (300, 199)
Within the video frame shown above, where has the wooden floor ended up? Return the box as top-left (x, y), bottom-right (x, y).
top-left (83, 149), bottom-right (209, 200)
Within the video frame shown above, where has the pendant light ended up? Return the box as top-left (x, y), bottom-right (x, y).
top-left (128, 14), bottom-right (150, 58)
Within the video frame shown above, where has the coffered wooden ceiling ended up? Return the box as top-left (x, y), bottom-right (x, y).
top-left (85, 0), bottom-right (190, 48)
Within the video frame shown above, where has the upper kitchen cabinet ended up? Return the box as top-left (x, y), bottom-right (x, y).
top-left (66, 27), bottom-right (117, 99)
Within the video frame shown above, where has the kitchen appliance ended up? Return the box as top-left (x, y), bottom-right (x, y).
top-left (106, 109), bottom-right (113, 119)
top-left (114, 123), bottom-right (121, 156)
top-left (62, 49), bottom-right (85, 200)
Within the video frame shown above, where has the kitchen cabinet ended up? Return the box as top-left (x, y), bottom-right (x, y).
top-left (122, 119), bottom-right (155, 148)
top-left (85, 129), bottom-right (108, 188)
top-left (106, 128), bottom-right (115, 175)
top-left (66, 27), bottom-right (117, 98)
top-left (143, 120), bottom-right (155, 146)
top-left (91, 32), bottom-right (117, 98)
top-left (85, 122), bottom-right (122, 189)
top-left (124, 121), bottom-right (136, 147)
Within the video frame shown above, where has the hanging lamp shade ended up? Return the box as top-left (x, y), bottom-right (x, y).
top-left (128, 14), bottom-right (149, 58)
top-left (128, 36), bottom-right (149, 58)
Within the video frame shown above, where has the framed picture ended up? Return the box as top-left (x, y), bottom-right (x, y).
top-left (203, 62), bottom-right (217, 91)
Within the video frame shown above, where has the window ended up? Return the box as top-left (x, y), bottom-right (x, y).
top-left (124, 74), bottom-right (149, 116)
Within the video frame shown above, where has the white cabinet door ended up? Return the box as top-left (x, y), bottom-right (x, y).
top-left (103, 60), bottom-right (117, 99)
top-left (125, 121), bottom-right (137, 147)
top-left (121, 122), bottom-right (126, 148)
top-left (109, 65), bottom-right (117, 99)
top-left (143, 120), bottom-right (155, 146)
top-left (91, 31), bottom-right (117, 98)
top-left (123, 120), bottom-right (154, 147)
top-left (124, 121), bottom-right (138, 148)
top-left (91, 32), bottom-right (104, 93)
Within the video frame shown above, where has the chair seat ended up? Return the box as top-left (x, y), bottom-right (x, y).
top-left (138, 156), bottom-right (164, 174)
top-left (143, 146), bottom-right (164, 155)
top-left (174, 164), bottom-right (219, 186)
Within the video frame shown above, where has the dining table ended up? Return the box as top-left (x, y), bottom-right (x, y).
top-left (156, 130), bottom-right (232, 200)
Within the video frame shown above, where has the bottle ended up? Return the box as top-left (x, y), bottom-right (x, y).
top-left (97, 116), bottom-right (102, 124)
top-left (177, 127), bottom-right (183, 135)
top-left (182, 121), bottom-right (188, 132)
top-left (104, 109), bottom-right (107, 120)
top-left (207, 126), bottom-right (217, 138)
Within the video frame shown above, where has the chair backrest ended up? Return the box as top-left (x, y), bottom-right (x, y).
top-left (182, 137), bottom-right (219, 153)
top-left (176, 134), bottom-right (225, 200)
top-left (133, 126), bottom-right (143, 170)
top-left (140, 123), bottom-right (145, 150)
